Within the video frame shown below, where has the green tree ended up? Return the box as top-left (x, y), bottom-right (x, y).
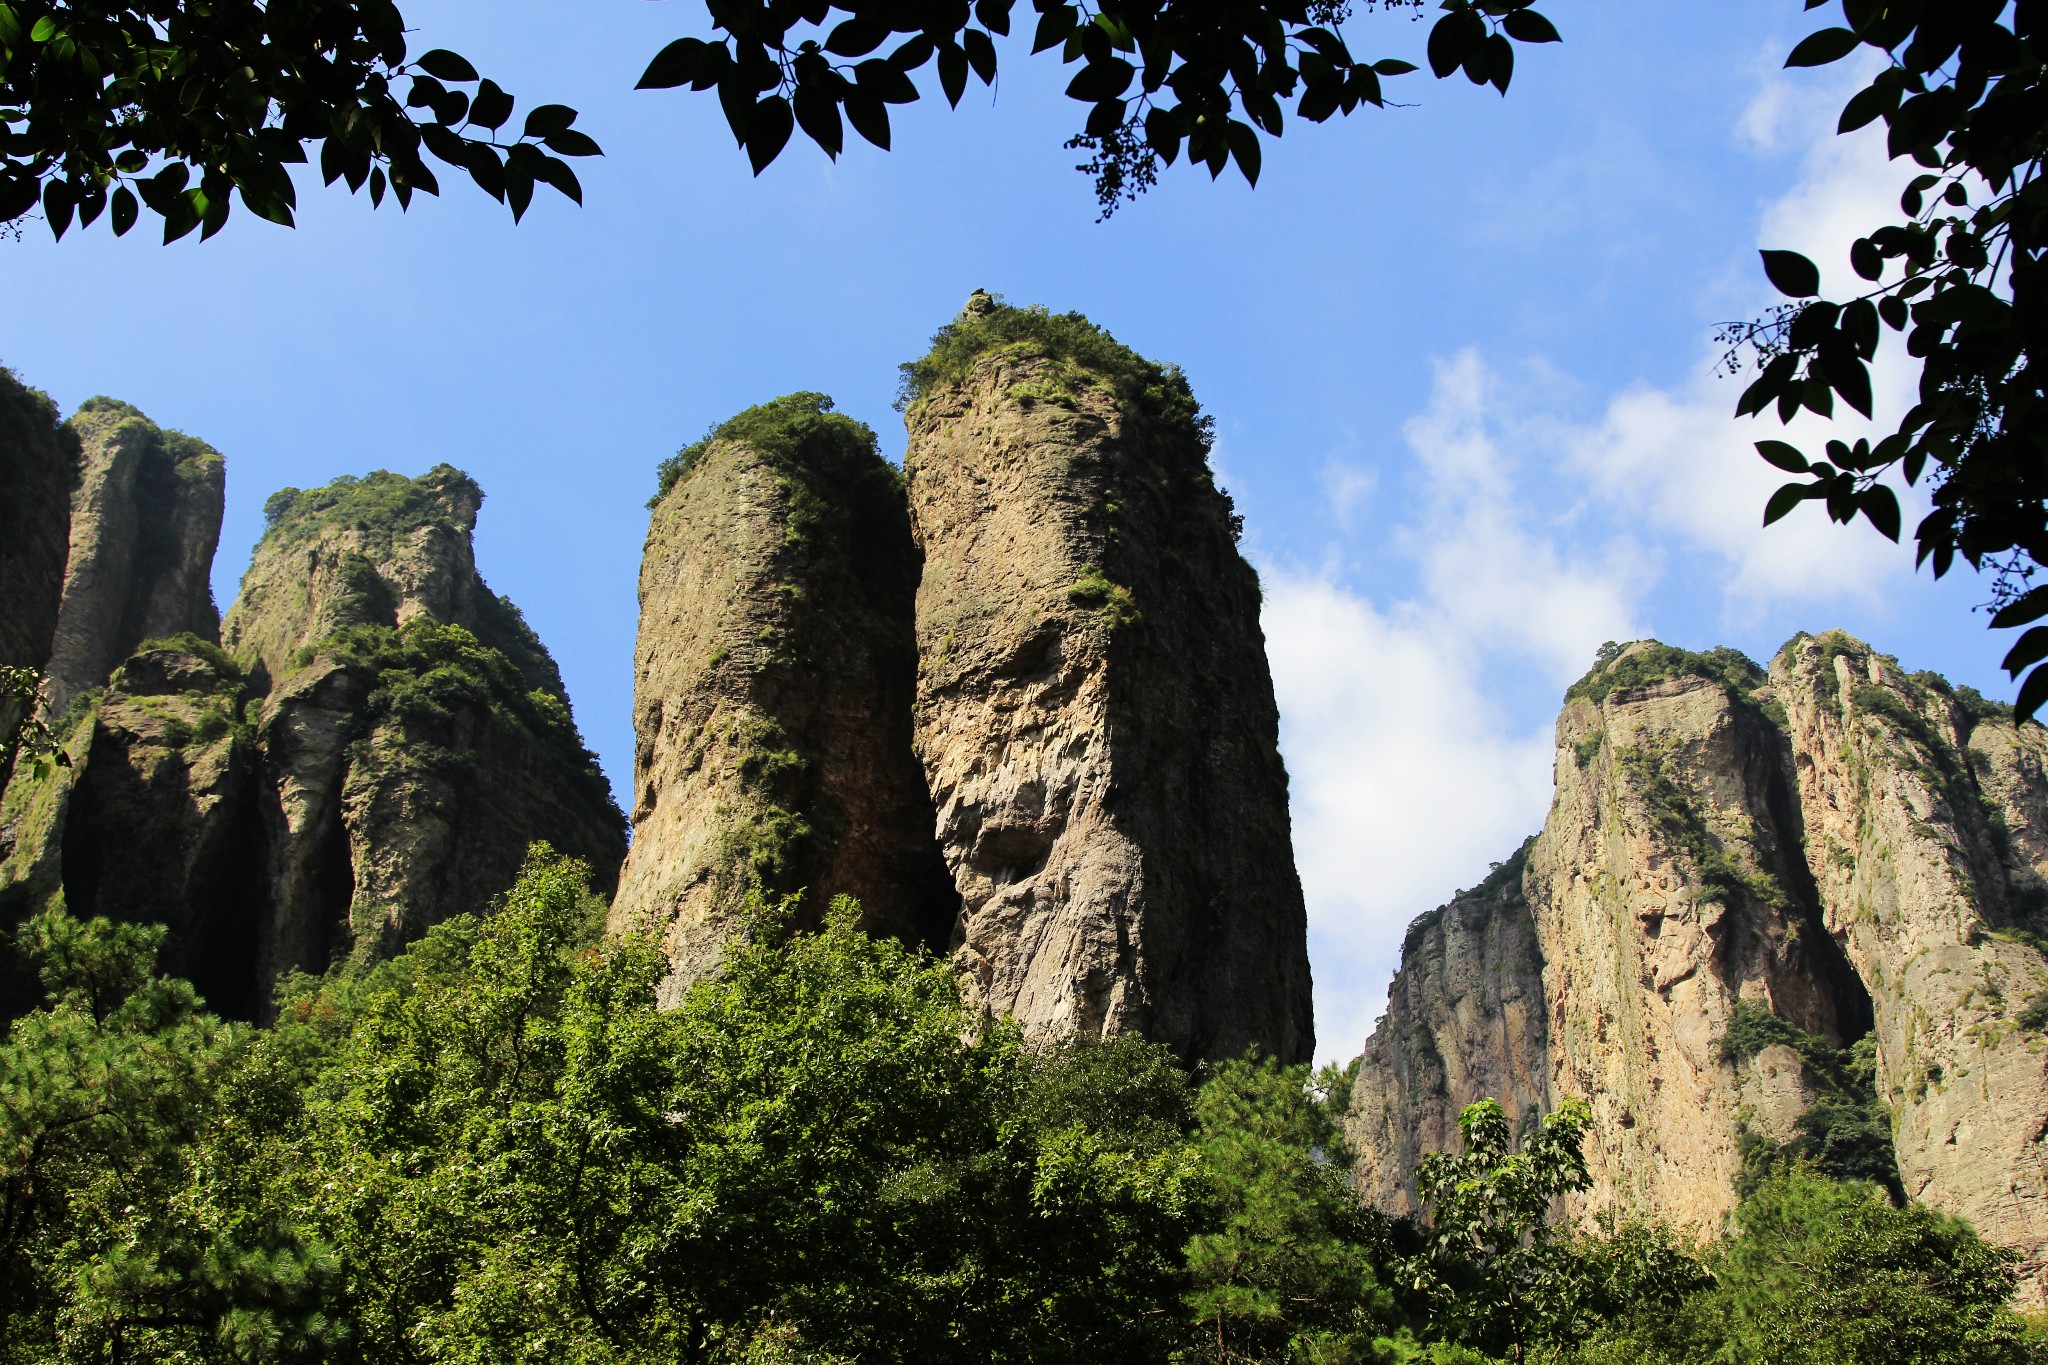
top-left (0, 0), bottom-right (600, 240)
top-left (1405, 1098), bottom-right (1590, 1365)
top-left (1711, 1170), bottom-right (2044, 1365)
top-left (637, 0), bottom-right (1557, 212)
top-left (1178, 1053), bottom-right (1398, 1364)
top-left (284, 847), bottom-right (1202, 1363)
top-left (2, 0), bottom-right (1558, 239)
top-left (0, 909), bottom-right (340, 1363)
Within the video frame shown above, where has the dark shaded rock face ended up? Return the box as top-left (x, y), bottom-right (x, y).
top-left (45, 399), bottom-right (225, 719)
top-left (0, 641), bottom-right (264, 1017)
top-left (901, 301), bottom-right (1313, 1064)
top-left (5, 457), bottom-right (624, 1020)
top-left (0, 370), bottom-right (74, 678)
top-left (1346, 842), bottom-right (1548, 1216)
top-left (227, 467), bottom-right (625, 983)
top-left (1347, 634), bottom-right (2048, 1303)
top-left (609, 394), bottom-right (957, 1005)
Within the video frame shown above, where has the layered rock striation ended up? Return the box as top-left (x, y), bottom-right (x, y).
top-left (609, 394), bottom-right (956, 1002)
top-left (1347, 841), bottom-right (1548, 1215)
top-left (1772, 633), bottom-right (2048, 1294)
top-left (902, 297), bottom-right (1312, 1062)
top-left (44, 399), bottom-right (225, 719)
top-left (1347, 634), bottom-right (2048, 1298)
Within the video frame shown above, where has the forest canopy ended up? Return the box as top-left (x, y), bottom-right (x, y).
top-left (1, 846), bottom-right (2040, 1364)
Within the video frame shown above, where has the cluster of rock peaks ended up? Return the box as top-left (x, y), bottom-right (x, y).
top-left (0, 369), bottom-right (623, 1016)
top-left (0, 301), bottom-right (1316, 1066)
top-left (1347, 637), bottom-right (2048, 1300)
top-left (21, 300), bottom-right (2042, 1296)
top-left (612, 299), bottom-right (1313, 1062)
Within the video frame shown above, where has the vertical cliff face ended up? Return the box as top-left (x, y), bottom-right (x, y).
top-left (1346, 841), bottom-right (1548, 1215)
top-left (225, 466), bottom-right (624, 983)
top-left (902, 298), bottom-right (1312, 1063)
top-left (1348, 632), bottom-right (2048, 1299)
top-left (0, 370), bottom-right (74, 677)
top-left (609, 394), bottom-right (955, 1004)
top-left (1526, 646), bottom-right (1863, 1232)
top-left (1771, 632), bottom-right (2048, 1294)
top-left (44, 399), bottom-right (225, 719)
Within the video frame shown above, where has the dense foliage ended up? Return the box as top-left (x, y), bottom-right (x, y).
top-left (1726, 0), bottom-right (2048, 719)
top-left (2, 848), bottom-right (2042, 1363)
top-left (0, 1), bottom-right (600, 240)
top-left (637, 0), bottom-right (1558, 213)
top-left (899, 295), bottom-right (1212, 455)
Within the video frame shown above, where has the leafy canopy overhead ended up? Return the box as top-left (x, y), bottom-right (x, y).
top-left (639, 0), bottom-right (1560, 214)
top-left (0, 0), bottom-right (601, 241)
top-left (1725, 0), bottom-right (2048, 719)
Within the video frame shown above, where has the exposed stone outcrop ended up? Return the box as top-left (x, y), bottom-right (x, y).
top-left (0, 369), bottom-right (74, 678)
top-left (1347, 633), bottom-right (2048, 1300)
top-left (903, 298), bottom-right (1312, 1063)
top-left (609, 394), bottom-right (955, 1004)
top-left (1524, 646), bottom-right (1865, 1232)
top-left (1771, 632), bottom-right (2048, 1297)
top-left (44, 399), bottom-right (225, 719)
top-left (225, 465), bottom-right (562, 696)
top-left (1347, 841), bottom-right (1548, 1215)
top-left (229, 467), bottom-right (625, 983)
top-left (0, 639), bottom-right (264, 1017)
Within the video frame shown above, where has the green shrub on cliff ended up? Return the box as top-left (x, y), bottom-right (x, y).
top-left (896, 296), bottom-right (1210, 452)
top-left (649, 392), bottom-right (894, 513)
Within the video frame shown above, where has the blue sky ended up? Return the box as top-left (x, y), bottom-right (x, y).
top-left (0, 0), bottom-right (2008, 1061)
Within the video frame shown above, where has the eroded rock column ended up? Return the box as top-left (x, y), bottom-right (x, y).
top-left (45, 399), bottom-right (224, 719)
top-left (1775, 632), bottom-right (2048, 1300)
top-left (609, 394), bottom-right (955, 1003)
top-left (903, 298), bottom-right (1312, 1063)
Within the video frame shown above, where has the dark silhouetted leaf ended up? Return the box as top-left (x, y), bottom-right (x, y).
top-left (1761, 249), bottom-right (1822, 298)
top-left (415, 48), bottom-right (479, 83)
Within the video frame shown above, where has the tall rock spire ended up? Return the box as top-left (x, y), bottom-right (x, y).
top-left (901, 297), bottom-right (1313, 1063)
top-left (43, 399), bottom-right (224, 719)
top-left (224, 466), bottom-right (623, 986)
top-left (608, 394), bottom-right (956, 1003)
top-left (0, 369), bottom-right (73, 681)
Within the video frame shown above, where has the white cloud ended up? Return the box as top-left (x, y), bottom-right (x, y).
top-left (1568, 109), bottom-right (1920, 621)
top-left (1267, 355), bottom-right (1644, 1064)
top-left (1267, 569), bottom-right (1564, 1064)
top-left (1269, 64), bottom-right (1927, 1067)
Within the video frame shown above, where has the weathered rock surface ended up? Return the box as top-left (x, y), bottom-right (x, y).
top-left (1525, 648), bottom-right (1861, 1233)
top-left (44, 399), bottom-right (225, 719)
top-left (1346, 841), bottom-right (1548, 1215)
top-left (0, 369), bottom-right (74, 678)
top-left (225, 465), bottom-right (562, 696)
top-left (1348, 633), bottom-right (2048, 1301)
top-left (609, 394), bottom-right (955, 1003)
top-left (0, 640), bottom-right (264, 1016)
top-left (903, 299), bottom-right (1312, 1063)
top-left (231, 467), bottom-right (625, 982)
top-left (1772, 632), bottom-right (2048, 1299)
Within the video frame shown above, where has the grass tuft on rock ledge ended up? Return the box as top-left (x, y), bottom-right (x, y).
top-left (895, 294), bottom-right (1211, 451)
